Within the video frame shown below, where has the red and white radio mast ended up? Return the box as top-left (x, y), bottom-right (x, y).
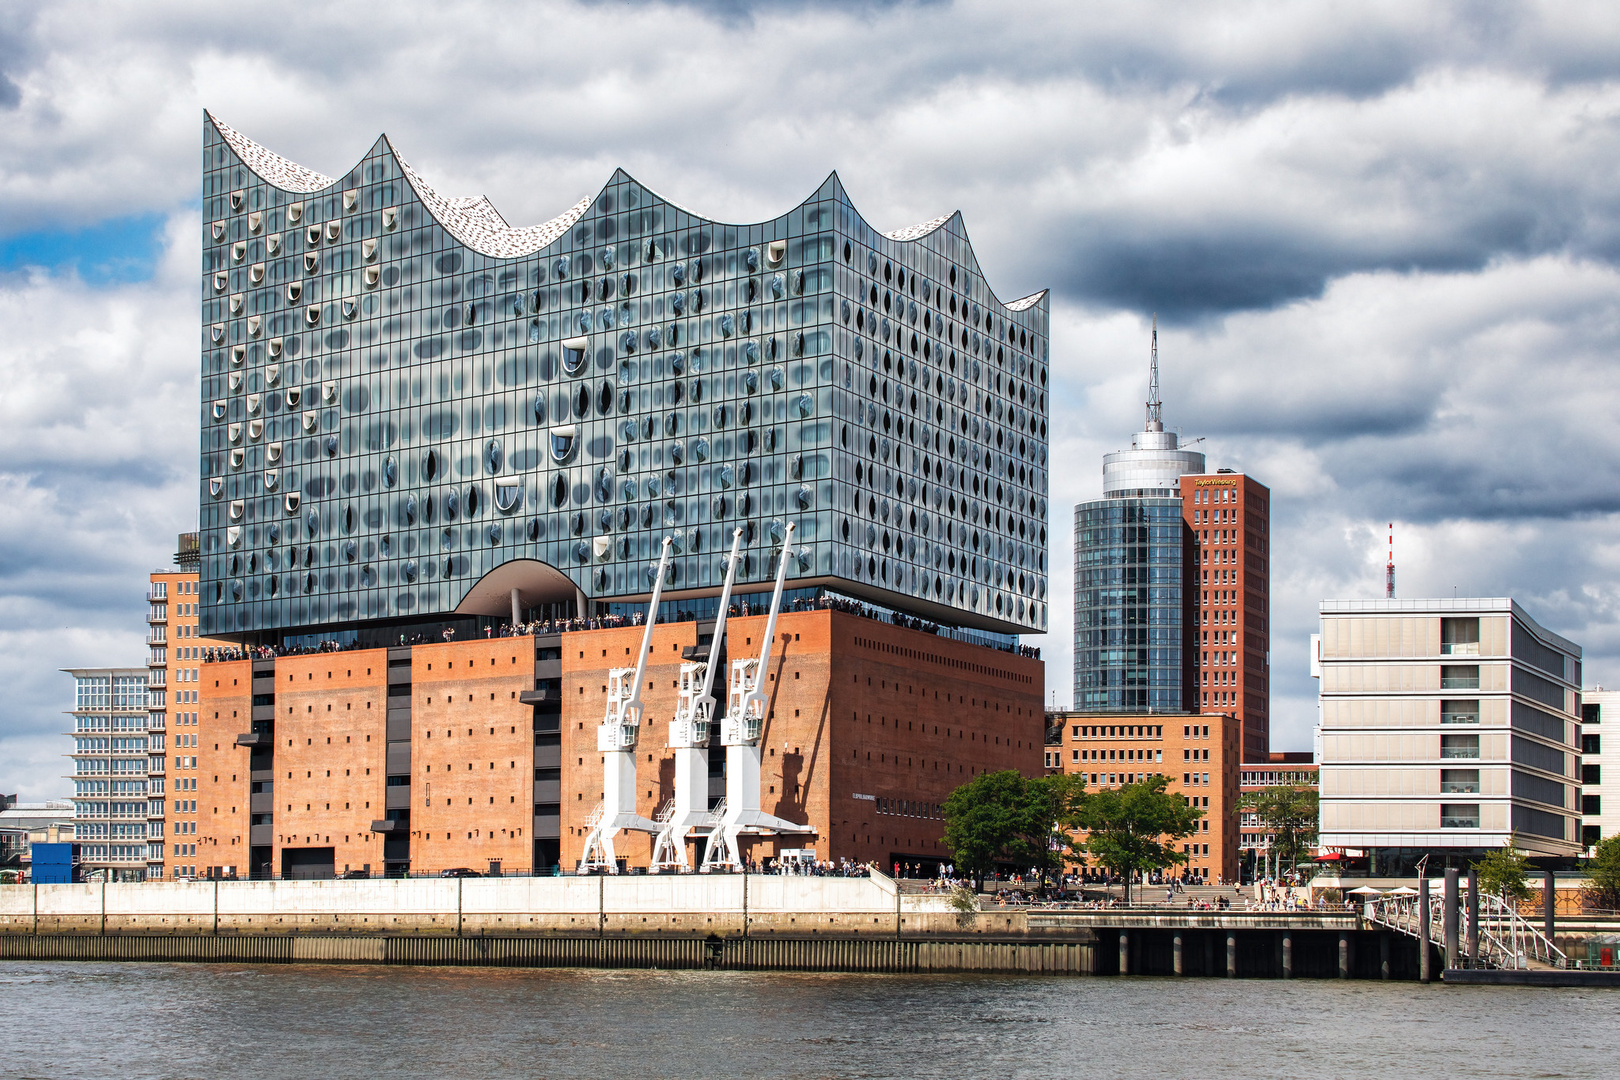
top-left (1385, 523), bottom-right (1396, 599)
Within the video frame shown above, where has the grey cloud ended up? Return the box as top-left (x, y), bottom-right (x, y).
top-left (7, 0), bottom-right (1620, 787)
top-left (0, 5), bottom-right (35, 111)
top-left (0, 0), bottom-right (1617, 320)
top-left (582, 0), bottom-right (939, 24)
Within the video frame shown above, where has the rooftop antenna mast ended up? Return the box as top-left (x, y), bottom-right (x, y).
top-left (1145, 314), bottom-right (1163, 433)
top-left (1385, 524), bottom-right (1396, 600)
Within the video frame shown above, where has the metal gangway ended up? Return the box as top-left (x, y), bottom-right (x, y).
top-left (700, 522), bottom-right (815, 872)
top-left (578, 537), bottom-right (674, 873)
top-left (1365, 888), bottom-right (1566, 970)
top-left (649, 528), bottom-right (744, 872)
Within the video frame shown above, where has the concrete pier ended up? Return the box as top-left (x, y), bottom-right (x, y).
top-left (0, 880), bottom-right (1456, 979)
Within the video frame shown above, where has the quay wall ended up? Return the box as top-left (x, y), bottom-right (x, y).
top-left (0, 932), bottom-right (1093, 974)
top-left (0, 876), bottom-right (1032, 939)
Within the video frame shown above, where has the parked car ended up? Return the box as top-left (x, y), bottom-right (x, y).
top-left (439, 867), bottom-right (481, 878)
top-left (339, 869), bottom-right (370, 879)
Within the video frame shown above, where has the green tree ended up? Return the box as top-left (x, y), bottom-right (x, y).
top-left (1235, 786), bottom-right (1319, 879)
top-left (1473, 841), bottom-right (1533, 902)
top-left (1582, 833), bottom-right (1620, 911)
top-left (942, 770), bottom-right (1081, 891)
top-left (1060, 775), bottom-right (1203, 903)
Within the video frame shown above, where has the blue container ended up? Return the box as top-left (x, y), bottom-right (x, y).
top-left (30, 842), bottom-right (77, 884)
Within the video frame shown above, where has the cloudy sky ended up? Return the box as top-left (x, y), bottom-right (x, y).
top-left (5, 0), bottom-right (1620, 800)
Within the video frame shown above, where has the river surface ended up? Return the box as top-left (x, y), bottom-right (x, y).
top-left (1, 961), bottom-right (1613, 1079)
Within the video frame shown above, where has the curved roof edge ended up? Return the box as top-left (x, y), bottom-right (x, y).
top-left (207, 111), bottom-right (335, 193)
top-left (384, 134), bottom-right (594, 259)
top-left (883, 212), bottom-right (953, 242)
top-left (205, 113), bottom-right (1049, 311)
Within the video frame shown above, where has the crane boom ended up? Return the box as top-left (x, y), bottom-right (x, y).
top-left (650, 529), bottom-right (744, 872)
top-left (696, 528), bottom-right (745, 708)
top-left (739, 522), bottom-right (794, 722)
top-left (601, 537), bottom-right (672, 751)
top-left (702, 523), bottom-right (814, 873)
top-left (579, 537), bottom-right (673, 872)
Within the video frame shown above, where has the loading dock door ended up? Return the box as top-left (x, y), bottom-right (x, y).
top-left (281, 846), bottom-right (336, 880)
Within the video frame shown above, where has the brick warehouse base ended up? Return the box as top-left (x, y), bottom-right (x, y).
top-left (193, 609), bottom-right (1043, 879)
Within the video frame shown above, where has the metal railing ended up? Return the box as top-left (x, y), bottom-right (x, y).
top-left (701, 799), bottom-right (727, 828)
top-left (1366, 891), bottom-right (1567, 969)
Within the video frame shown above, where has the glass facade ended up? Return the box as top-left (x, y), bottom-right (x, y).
top-left (1071, 497), bottom-right (1189, 713)
top-left (197, 115), bottom-right (1049, 644)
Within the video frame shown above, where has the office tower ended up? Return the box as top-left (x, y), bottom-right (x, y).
top-left (1072, 322), bottom-right (1203, 713)
top-left (1073, 325), bottom-right (1271, 753)
top-left (1182, 471), bottom-right (1271, 761)
top-left (147, 532), bottom-right (234, 878)
top-left (62, 668), bottom-right (149, 881)
top-left (1315, 597), bottom-right (1583, 871)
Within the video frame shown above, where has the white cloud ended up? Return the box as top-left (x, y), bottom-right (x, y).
top-left (1024, 252), bottom-right (1620, 752)
top-left (5, 0), bottom-right (1620, 792)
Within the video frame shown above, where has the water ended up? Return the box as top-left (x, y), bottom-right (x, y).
top-left (1, 961), bottom-right (1613, 1079)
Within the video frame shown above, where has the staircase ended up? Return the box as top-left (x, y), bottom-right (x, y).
top-left (1365, 891), bottom-right (1566, 970)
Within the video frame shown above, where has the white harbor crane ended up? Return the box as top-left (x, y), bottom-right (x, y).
top-left (578, 536), bottom-right (674, 874)
top-left (701, 522), bottom-right (815, 872)
top-left (650, 527), bottom-right (744, 872)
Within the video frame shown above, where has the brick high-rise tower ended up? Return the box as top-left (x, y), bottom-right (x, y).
top-left (1180, 471), bottom-right (1270, 761)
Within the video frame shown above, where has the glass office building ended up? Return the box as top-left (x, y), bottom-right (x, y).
top-left (197, 114), bottom-right (1049, 645)
top-left (1071, 358), bottom-right (1202, 713)
top-left (1072, 499), bottom-right (1191, 712)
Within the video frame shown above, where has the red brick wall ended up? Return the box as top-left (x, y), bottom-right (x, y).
top-left (195, 659), bottom-right (251, 878)
top-left (557, 610), bottom-right (1044, 871)
top-left (270, 651), bottom-right (390, 875)
top-left (560, 622), bottom-right (700, 867)
top-left (193, 613), bottom-right (1049, 879)
top-left (826, 613), bottom-right (1045, 869)
top-left (409, 637), bottom-right (540, 874)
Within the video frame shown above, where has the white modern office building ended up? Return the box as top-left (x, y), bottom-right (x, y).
top-left (1580, 687), bottom-right (1617, 852)
top-left (63, 668), bottom-right (152, 881)
top-left (1315, 598), bottom-right (1583, 874)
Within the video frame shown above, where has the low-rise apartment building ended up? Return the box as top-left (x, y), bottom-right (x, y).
top-left (1046, 710), bottom-right (1241, 884)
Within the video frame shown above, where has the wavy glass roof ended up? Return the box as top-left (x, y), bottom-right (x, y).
top-left (198, 113), bottom-right (1050, 640)
top-left (206, 111), bottom-right (1045, 312)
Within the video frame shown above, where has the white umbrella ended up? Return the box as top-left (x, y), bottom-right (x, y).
top-left (1347, 886), bottom-right (1384, 896)
top-left (1389, 886), bottom-right (1419, 895)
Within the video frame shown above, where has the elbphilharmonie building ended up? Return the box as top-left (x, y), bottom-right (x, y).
top-left (197, 113), bottom-right (1050, 645)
